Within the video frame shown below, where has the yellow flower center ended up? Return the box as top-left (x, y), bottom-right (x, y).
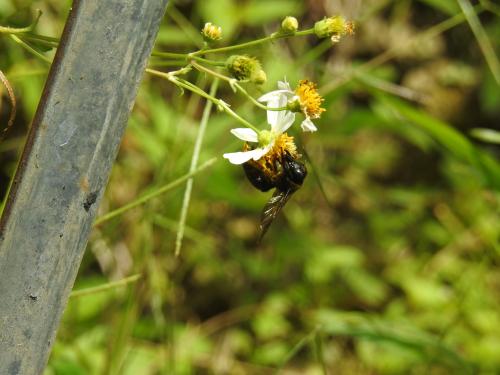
top-left (259, 133), bottom-right (298, 174)
top-left (269, 133), bottom-right (297, 160)
top-left (202, 23), bottom-right (222, 41)
top-left (243, 133), bottom-right (299, 176)
top-left (295, 80), bottom-right (325, 119)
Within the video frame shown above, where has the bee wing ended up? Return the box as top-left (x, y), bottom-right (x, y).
top-left (258, 188), bottom-right (294, 242)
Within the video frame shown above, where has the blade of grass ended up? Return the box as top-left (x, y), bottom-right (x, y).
top-left (376, 94), bottom-right (500, 189)
top-left (356, 72), bottom-right (426, 103)
top-left (457, 0), bottom-right (500, 84)
top-left (175, 79), bottom-right (219, 256)
top-left (314, 330), bottom-right (328, 375)
top-left (300, 144), bottom-right (335, 210)
top-left (470, 128), bottom-right (500, 144)
top-left (315, 311), bottom-right (473, 373)
top-left (276, 327), bottom-right (319, 374)
top-left (481, 0), bottom-right (500, 16)
top-left (9, 34), bottom-right (52, 64)
top-left (70, 274), bottom-right (141, 298)
top-left (166, 5), bottom-right (204, 48)
top-left (94, 157), bottom-right (217, 226)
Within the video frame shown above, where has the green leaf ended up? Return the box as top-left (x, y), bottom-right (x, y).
top-left (470, 128), bottom-right (500, 145)
top-left (314, 310), bottom-right (473, 373)
top-left (376, 95), bottom-right (500, 189)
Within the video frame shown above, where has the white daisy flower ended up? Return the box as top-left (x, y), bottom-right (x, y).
top-left (257, 79), bottom-right (325, 132)
top-left (223, 93), bottom-right (294, 164)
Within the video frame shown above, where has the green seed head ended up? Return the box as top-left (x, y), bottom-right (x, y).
top-left (225, 55), bottom-right (257, 80)
top-left (226, 55), bottom-right (266, 84)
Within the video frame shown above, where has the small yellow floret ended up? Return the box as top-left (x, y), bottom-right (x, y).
top-left (295, 80), bottom-right (325, 119)
top-left (202, 22), bottom-right (222, 41)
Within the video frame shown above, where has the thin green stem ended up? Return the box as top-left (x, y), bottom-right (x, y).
top-left (175, 79), bottom-right (219, 257)
top-left (145, 67), bottom-right (191, 80)
top-left (152, 28), bottom-right (316, 60)
top-left (9, 34), bottom-right (52, 64)
top-left (0, 9), bottom-right (42, 34)
top-left (481, 0), bottom-right (500, 16)
top-left (151, 51), bottom-right (187, 59)
top-left (214, 96), bottom-right (260, 133)
top-left (152, 53), bottom-right (225, 67)
top-left (314, 330), bottom-right (328, 375)
top-left (18, 33), bottom-right (59, 48)
top-left (234, 83), bottom-right (287, 111)
top-left (191, 28), bottom-right (315, 56)
top-left (148, 59), bottom-right (189, 68)
top-left (190, 61), bottom-right (287, 111)
top-left (190, 60), bottom-right (231, 81)
top-left (189, 55), bottom-right (226, 67)
top-left (147, 67), bottom-right (260, 132)
top-left (93, 157), bottom-right (217, 226)
top-left (70, 274), bottom-right (142, 298)
top-left (457, 0), bottom-right (500, 84)
top-left (174, 77), bottom-right (216, 100)
top-left (276, 328), bottom-right (319, 374)
top-left (167, 5), bottom-right (204, 48)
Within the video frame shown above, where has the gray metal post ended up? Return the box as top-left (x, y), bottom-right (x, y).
top-left (0, 1), bottom-right (169, 373)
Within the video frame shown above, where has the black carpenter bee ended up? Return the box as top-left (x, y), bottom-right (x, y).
top-left (243, 151), bottom-right (307, 241)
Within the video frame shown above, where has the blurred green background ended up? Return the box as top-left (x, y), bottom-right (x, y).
top-left (1, 0), bottom-right (500, 374)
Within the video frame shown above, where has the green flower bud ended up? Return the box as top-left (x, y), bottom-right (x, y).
top-left (226, 55), bottom-right (266, 84)
top-left (281, 16), bottom-right (299, 33)
top-left (202, 22), bottom-right (222, 42)
top-left (314, 16), bottom-right (354, 43)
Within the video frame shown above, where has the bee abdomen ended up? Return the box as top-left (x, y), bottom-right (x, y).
top-left (243, 162), bottom-right (275, 192)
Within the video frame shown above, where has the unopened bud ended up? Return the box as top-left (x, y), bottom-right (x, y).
top-left (314, 16), bottom-right (354, 43)
top-left (281, 16), bottom-right (299, 33)
top-left (202, 22), bottom-right (222, 42)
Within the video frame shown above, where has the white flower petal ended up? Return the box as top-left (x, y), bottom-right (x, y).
top-left (266, 97), bottom-right (282, 126)
top-left (278, 79), bottom-right (292, 91)
top-left (258, 89), bottom-right (290, 103)
top-left (277, 91), bottom-right (291, 122)
top-left (251, 144), bottom-right (272, 161)
top-left (274, 110), bottom-right (295, 134)
top-left (223, 148), bottom-right (263, 164)
top-left (230, 128), bottom-right (258, 142)
top-left (301, 117), bottom-right (318, 132)
top-left (267, 90), bottom-right (292, 128)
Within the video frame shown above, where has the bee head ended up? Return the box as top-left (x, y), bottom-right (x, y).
top-left (282, 152), bottom-right (307, 186)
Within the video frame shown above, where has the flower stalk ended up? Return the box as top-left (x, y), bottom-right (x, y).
top-left (1, 12), bottom-right (353, 166)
